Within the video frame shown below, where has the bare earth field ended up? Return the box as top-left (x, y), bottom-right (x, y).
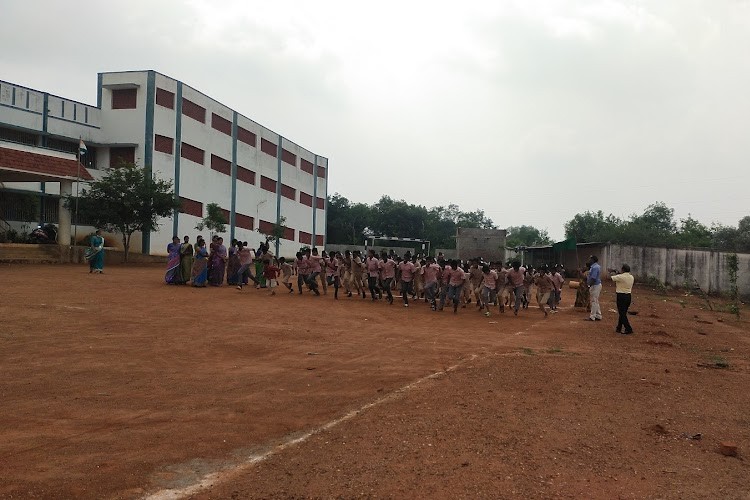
top-left (1, 263), bottom-right (749, 499)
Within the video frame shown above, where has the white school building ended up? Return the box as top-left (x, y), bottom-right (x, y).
top-left (0, 70), bottom-right (328, 256)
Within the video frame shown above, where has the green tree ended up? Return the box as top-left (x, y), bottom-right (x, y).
top-left (456, 208), bottom-right (496, 229)
top-left (619, 202), bottom-right (677, 246)
top-left (68, 162), bottom-right (179, 262)
top-left (326, 193), bottom-right (373, 245)
top-left (676, 215), bottom-right (712, 248)
top-left (712, 216), bottom-right (750, 252)
top-left (370, 195), bottom-right (429, 238)
top-left (506, 225), bottom-right (553, 248)
top-left (564, 210), bottom-right (622, 243)
top-left (195, 202), bottom-right (227, 236)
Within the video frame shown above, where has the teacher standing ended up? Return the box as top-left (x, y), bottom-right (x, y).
top-left (611, 264), bottom-right (635, 335)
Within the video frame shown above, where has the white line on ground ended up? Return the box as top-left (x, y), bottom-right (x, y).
top-left (144, 309), bottom-right (551, 500)
top-left (143, 355), bottom-right (478, 500)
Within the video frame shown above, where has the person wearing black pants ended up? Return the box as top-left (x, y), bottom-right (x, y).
top-left (365, 250), bottom-right (381, 301)
top-left (610, 264), bottom-right (635, 334)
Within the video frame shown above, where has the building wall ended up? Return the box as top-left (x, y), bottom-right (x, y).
top-left (604, 244), bottom-right (750, 296)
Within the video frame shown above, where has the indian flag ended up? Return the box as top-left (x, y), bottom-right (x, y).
top-left (79, 138), bottom-right (87, 155)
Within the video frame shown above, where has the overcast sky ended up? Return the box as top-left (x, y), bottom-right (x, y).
top-left (2, 0), bottom-right (749, 239)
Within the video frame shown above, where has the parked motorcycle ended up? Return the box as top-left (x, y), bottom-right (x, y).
top-left (29, 224), bottom-right (58, 244)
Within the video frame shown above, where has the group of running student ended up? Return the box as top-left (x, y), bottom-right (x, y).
top-left (282, 248), bottom-right (567, 316)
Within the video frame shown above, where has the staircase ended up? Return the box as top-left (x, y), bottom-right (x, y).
top-left (0, 244), bottom-right (61, 263)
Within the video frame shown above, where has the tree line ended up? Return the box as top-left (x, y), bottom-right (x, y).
top-left (564, 201), bottom-right (750, 252)
top-left (326, 193), bottom-right (497, 249)
top-left (64, 164), bottom-right (750, 260)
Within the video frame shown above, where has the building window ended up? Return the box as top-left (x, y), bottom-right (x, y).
top-left (282, 148), bottom-right (296, 166)
top-left (283, 227), bottom-right (295, 241)
top-left (316, 197), bottom-right (325, 210)
top-left (179, 197), bottom-right (203, 217)
top-left (156, 88), bottom-right (175, 109)
top-left (210, 154), bottom-right (231, 175)
top-left (260, 138), bottom-right (277, 156)
top-left (316, 165), bottom-right (326, 178)
top-left (0, 126), bottom-right (37, 146)
top-left (220, 207), bottom-right (230, 223)
top-left (236, 213), bottom-right (254, 230)
top-left (181, 142), bottom-right (204, 165)
top-left (154, 134), bottom-right (174, 155)
top-left (300, 192), bottom-right (313, 207)
top-left (182, 97), bottom-right (206, 123)
top-left (260, 176), bottom-right (276, 193)
top-left (237, 166), bottom-right (255, 185)
top-left (281, 183), bottom-right (295, 201)
top-left (301, 158), bottom-right (314, 175)
top-left (110, 147), bottom-right (135, 167)
top-left (111, 88), bottom-right (137, 109)
top-left (238, 126), bottom-right (256, 147)
top-left (259, 219), bottom-right (274, 234)
top-left (299, 231), bottom-right (312, 245)
top-left (315, 235), bottom-right (324, 247)
top-left (211, 113), bottom-right (232, 136)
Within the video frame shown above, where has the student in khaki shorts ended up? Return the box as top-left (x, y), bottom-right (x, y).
top-left (350, 250), bottom-right (366, 299)
top-left (523, 266), bottom-right (535, 309)
top-left (480, 264), bottom-right (498, 316)
top-left (279, 257), bottom-right (293, 293)
top-left (468, 259), bottom-right (484, 308)
top-left (534, 265), bottom-right (555, 317)
top-left (496, 263), bottom-right (510, 312)
top-left (506, 261), bottom-right (526, 316)
top-left (342, 250), bottom-right (353, 297)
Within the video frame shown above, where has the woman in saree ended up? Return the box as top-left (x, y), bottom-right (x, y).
top-left (179, 235), bottom-right (194, 284)
top-left (226, 239), bottom-right (241, 285)
top-left (165, 236), bottom-right (183, 284)
top-left (574, 264), bottom-right (591, 310)
top-left (208, 237), bottom-right (227, 286)
top-left (254, 241), bottom-right (268, 288)
top-left (191, 239), bottom-right (209, 287)
top-left (86, 229), bottom-right (105, 274)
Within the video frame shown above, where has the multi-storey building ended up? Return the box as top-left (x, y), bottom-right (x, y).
top-left (0, 70), bottom-right (328, 256)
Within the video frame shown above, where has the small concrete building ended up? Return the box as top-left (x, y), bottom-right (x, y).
top-left (455, 227), bottom-right (507, 262)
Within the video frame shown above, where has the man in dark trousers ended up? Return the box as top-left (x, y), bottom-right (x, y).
top-left (611, 264), bottom-right (635, 334)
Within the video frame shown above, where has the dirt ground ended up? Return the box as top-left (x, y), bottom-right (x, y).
top-left (1, 263), bottom-right (748, 499)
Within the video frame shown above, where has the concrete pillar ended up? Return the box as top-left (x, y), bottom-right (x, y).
top-left (58, 180), bottom-right (73, 252)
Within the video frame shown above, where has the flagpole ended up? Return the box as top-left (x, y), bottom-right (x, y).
top-left (75, 137), bottom-right (81, 249)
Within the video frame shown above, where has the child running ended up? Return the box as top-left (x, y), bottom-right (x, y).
top-left (264, 259), bottom-right (280, 295)
top-left (279, 257), bottom-right (294, 293)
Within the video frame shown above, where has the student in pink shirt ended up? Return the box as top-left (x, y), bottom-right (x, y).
top-left (438, 261), bottom-right (453, 311)
top-left (365, 249), bottom-right (382, 301)
top-left (379, 251), bottom-right (397, 305)
top-left (325, 251), bottom-right (341, 299)
top-left (398, 254), bottom-right (416, 307)
top-left (445, 260), bottom-right (466, 314)
top-left (549, 264), bottom-right (564, 311)
top-left (306, 248), bottom-right (322, 296)
top-left (480, 264), bottom-right (498, 316)
top-left (235, 242), bottom-right (259, 290)
top-left (421, 256), bottom-right (441, 310)
top-left (506, 261), bottom-right (526, 315)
